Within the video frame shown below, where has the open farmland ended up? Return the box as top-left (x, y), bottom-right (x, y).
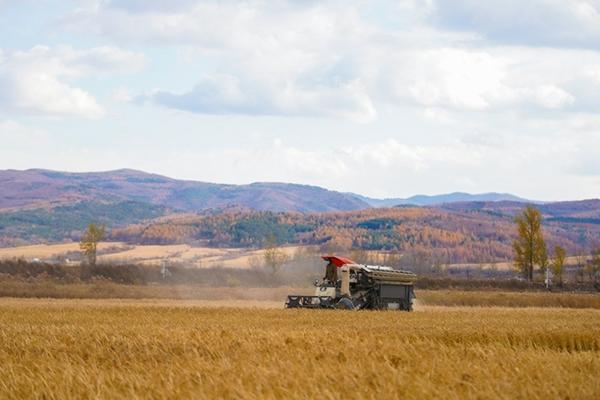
top-left (0, 241), bottom-right (558, 271)
top-left (0, 299), bottom-right (598, 399)
top-left (0, 242), bottom-right (309, 268)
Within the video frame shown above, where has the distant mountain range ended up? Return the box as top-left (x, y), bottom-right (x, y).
top-left (0, 168), bottom-right (598, 247)
top-left (0, 169), bottom-right (368, 213)
top-left (353, 192), bottom-right (532, 207)
top-left (438, 200), bottom-right (600, 220)
top-left (1, 168), bottom-right (537, 213)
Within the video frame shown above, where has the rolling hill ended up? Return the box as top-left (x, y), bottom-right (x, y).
top-left (1, 169), bottom-right (540, 213)
top-left (108, 204), bottom-right (600, 264)
top-left (2, 168), bottom-right (598, 257)
top-left (0, 201), bottom-right (169, 246)
top-left (0, 169), bottom-right (369, 213)
top-left (438, 200), bottom-right (600, 220)
top-left (354, 192), bottom-right (532, 207)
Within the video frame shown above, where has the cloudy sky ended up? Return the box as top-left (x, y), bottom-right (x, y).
top-left (1, 0), bottom-right (599, 200)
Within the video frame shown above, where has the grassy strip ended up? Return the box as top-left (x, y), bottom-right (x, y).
top-left (418, 289), bottom-right (600, 309)
top-left (0, 277), bottom-right (599, 308)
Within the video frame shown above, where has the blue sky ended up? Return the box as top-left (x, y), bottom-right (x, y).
top-left (1, 0), bottom-right (599, 200)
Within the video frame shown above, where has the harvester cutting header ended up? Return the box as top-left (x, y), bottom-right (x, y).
top-left (285, 255), bottom-right (417, 311)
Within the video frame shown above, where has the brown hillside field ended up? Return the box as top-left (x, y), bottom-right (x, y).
top-left (0, 243), bottom-right (308, 268)
top-left (0, 242), bottom-right (127, 259)
top-left (0, 241), bottom-right (540, 271)
top-left (1, 241), bottom-right (589, 271)
top-left (0, 299), bottom-right (598, 399)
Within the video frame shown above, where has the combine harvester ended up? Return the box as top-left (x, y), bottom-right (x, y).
top-left (285, 256), bottom-right (416, 311)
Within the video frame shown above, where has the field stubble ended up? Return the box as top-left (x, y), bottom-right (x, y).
top-left (0, 300), bottom-right (598, 399)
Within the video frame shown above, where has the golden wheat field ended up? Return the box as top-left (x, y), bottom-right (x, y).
top-left (0, 299), bottom-right (599, 400)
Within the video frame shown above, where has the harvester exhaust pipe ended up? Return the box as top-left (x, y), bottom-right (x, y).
top-left (340, 265), bottom-right (350, 296)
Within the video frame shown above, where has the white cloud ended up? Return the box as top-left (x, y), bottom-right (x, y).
top-left (429, 0), bottom-right (600, 48)
top-left (60, 1), bottom-right (600, 119)
top-left (0, 45), bottom-right (145, 118)
top-left (113, 2), bottom-right (377, 121)
top-left (340, 139), bottom-right (481, 171)
top-left (144, 75), bottom-right (376, 122)
top-left (103, 0), bottom-right (200, 13)
top-left (167, 138), bottom-right (489, 197)
top-left (386, 46), bottom-right (600, 112)
top-left (138, 132), bottom-right (595, 199)
top-left (111, 87), bottom-right (133, 103)
top-left (0, 119), bottom-right (35, 135)
top-left (0, 119), bottom-right (49, 146)
top-left (392, 48), bottom-right (516, 110)
top-left (531, 85), bottom-right (575, 109)
top-left (61, 1), bottom-right (384, 119)
top-left (1, 0), bottom-right (599, 200)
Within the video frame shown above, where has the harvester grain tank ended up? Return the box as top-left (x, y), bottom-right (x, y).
top-left (285, 256), bottom-right (416, 311)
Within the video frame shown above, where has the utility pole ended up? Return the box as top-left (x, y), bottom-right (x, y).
top-left (545, 267), bottom-right (552, 290)
top-left (161, 260), bottom-right (171, 280)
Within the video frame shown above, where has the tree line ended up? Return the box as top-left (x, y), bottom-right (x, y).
top-left (108, 207), bottom-right (600, 264)
top-left (513, 206), bottom-right (600, 287)
top-left (78, 206), bottom-right (600, 288)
